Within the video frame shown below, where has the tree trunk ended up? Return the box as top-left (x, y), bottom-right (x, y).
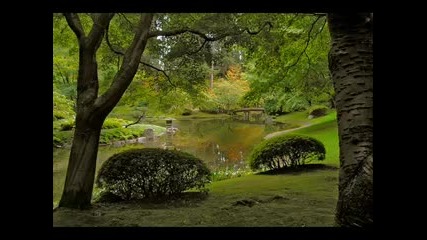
top-left (328, 13), bottom-right (373, 227)
top-left (59, 35), bottom-right (105, 209)
top-left (58, 120), bottom-right (102, 209)
top-left (58, 13), bottom-right (153, 209)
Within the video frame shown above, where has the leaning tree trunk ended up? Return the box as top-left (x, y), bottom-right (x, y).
top-left (328, 13), bottom-right (373, 227)
top-left (58, 13), bottom-right (153, 209)
top-left (58, 27), bottom-right (107, 208)
top-left (58, 118), bottom-right (103, 209)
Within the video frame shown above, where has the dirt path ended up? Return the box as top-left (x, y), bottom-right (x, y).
top-left (264, 123), bottom-right (312, 140)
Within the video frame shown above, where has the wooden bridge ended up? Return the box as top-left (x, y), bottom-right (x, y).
top-left (233, 108), bottom-right (265, 121)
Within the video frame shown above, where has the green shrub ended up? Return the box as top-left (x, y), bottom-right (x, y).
top-left (53, 91), bottom-right (75, 120)
top-left (53, 130), bottom-right (74, 147)
top-left (102, 118), bottom-right (131, 129)
top-left (99, 124), bottom-right (166, 144)
top-left (249, 135), bottom-right (325, 171)
top-left (307, 105), bottom-right (328, 118)
top-left (96, 148), bottom-right (211, 201)
top-left (53, 118), bottom-right (75, 131)
top-left (53, 135), bottom-right (62, 147)
top-left (181, 109), bottom-right (192, 116)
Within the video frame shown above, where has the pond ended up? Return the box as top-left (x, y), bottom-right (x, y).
top-left (53, 117), bottom-right (290, 204)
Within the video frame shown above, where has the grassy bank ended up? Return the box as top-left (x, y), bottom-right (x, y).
top-left (273, 111), bottom-right (338, 167)
top-left (54, 168), bottom-right (337, 227)
top-left (53, 109), bottom-right (340, 226)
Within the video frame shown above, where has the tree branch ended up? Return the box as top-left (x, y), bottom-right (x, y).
top-left (243, 22), bottom-right (273, 35)
top-left (63, 13), bottom-right (85, 40)
top-left (140, 62), bottom-right (175, 87)
top-left (188, 39), bottom-right (208, 55)
top-left (282, 14), bottom-right (300, 33)
top-left (118, 13), bottom-right (134, 28)
top-left (148, 21), bottom-right (272, 41)
top-left (105, 22), bottom-right (124, 55)
top-left (93, 13), bottom-right (154, 115)
top-left (105, 22), bottom-right (174, 87)
top-left (148, 21), bottom-right (272, 58)
top-left (87, 13), bottom-right (115, 50)
top-left (284, 16), bottom-right (324, 76)
top-left (124, 114), bottom-right (145, 128)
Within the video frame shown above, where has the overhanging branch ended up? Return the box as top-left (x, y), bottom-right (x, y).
top-left (149, 21), bottom-right (272, 57)
top-left (188, 39), bottom-right (208, 55)
top-left (284, 16), bottom-right (324, 77)
top-left (140, 62), bottom-right (175, 87)
top-left (148, 21), bottom-right (272, 41)
top-left (105, 22), bottom-right (174, 87)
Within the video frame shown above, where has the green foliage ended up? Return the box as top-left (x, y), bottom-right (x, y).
top-left (53, 91), bottom-right (75, 120)
top-left (109, 105), bottom-right (146, 121)
top-left (199, 67), bottom-right (250, 113)
top-left (102, 118), bottom-right (131, 129)
top-left (96, 148), bottom-right (212, 201)
top-left (241, 14), bottom-right (333, 113)
top-left (53, 130), bottom-right (74, 147)
top-left (249, 135), bottom-right (325, 171)
top-left (53, 120), bottom-right (166, 146)
top-left (53, 119), bottom-right (75, 131)
top-left (100, 128), bottom-right (133, 144)
top-left (211, 167), bottom-right (253, 182)
top-left (308, 105), bottom-right (328, 118)
top-left (100, 124), bottom-right (166, 144)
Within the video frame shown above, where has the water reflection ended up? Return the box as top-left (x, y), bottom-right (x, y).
top-left (151, 118), bottom-right (288, 171)
top-left (53, 117), bottom-right (289, 203)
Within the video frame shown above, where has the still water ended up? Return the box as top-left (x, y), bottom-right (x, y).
top-left (53, 118), bottom-right (289, 203)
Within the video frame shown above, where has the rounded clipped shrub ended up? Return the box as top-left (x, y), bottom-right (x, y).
top-left (96, 148), bottom-right (211, 201)
top-left (307, 105), bottom-right (328, 118)
top-left (249, 135), bottom-right (325, 171)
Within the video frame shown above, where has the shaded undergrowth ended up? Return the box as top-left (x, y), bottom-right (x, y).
top-left (257, 164), bottom-right (338, 175)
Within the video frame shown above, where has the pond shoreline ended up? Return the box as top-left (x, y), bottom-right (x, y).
top-left (263, 122), bottom-right (311, 139)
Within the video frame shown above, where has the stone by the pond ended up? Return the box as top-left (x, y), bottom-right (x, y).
top-left (144, 128), bottom-right (155, 141)
top-left (112, 140), bottom-right (126, 147)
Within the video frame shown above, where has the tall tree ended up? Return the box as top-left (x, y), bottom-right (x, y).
top-left (59, 13), bottom-right (152, 208)
top-left (328, 13), bottom-right (373, 227)
top-left (57, 13), bottom-right (271, 209)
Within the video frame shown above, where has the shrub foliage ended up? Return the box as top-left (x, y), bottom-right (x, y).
top-left (102, 118), bottom-right (131, 129)
top-left (249, 135), bottom-right (326, 171)
top-left (308, 105), bottom-right (328, 118)
top-left (53, 91), bottom-right (75, 120)
top-left (96, 148), bottom-right (211, 201)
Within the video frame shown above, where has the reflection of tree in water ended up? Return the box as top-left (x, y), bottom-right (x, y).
top-left (212, 143), bottom-right (245, 170)
top-left (170, 118), bottom-right (289, 171)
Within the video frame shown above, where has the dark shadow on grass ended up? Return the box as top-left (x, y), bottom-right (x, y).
top-left (256, 164), bottom-right (338, 176)
top-left (94, 191), bottom-right (209, 209)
